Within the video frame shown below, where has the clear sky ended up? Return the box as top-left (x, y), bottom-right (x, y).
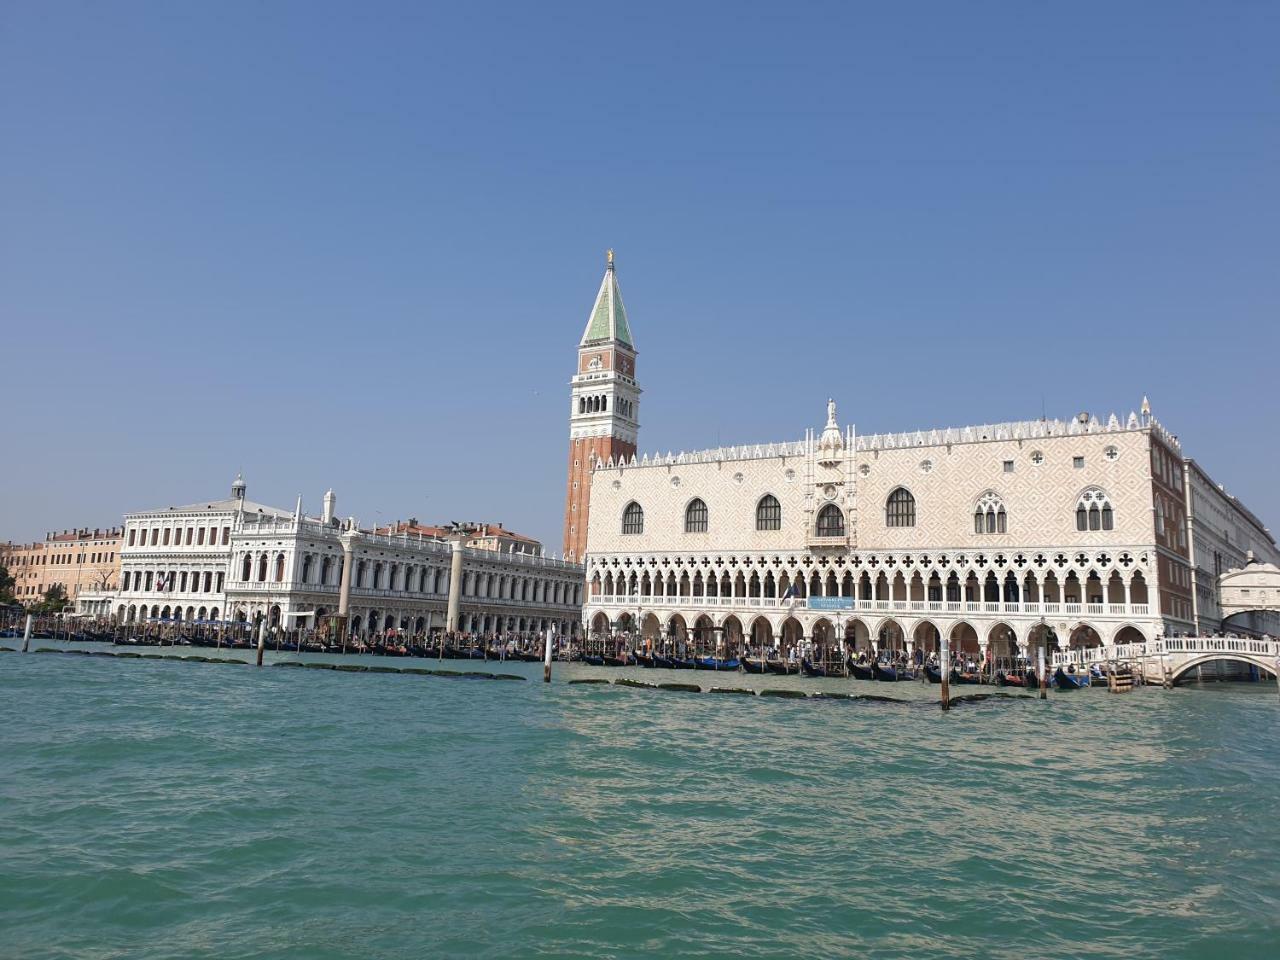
top-left (2, 1), bottom-right (1277, 550)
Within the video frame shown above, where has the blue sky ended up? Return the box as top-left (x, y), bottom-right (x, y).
top-left (2, 1), bottom-right (1277, 550)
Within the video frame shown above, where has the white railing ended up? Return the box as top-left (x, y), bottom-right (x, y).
top-left (1053, 636), bottom-right (1280, 667)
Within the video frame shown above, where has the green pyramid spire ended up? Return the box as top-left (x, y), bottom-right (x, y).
top-left (580, 250), bottom-right (634, 348)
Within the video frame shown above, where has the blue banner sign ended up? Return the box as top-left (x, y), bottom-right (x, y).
top-left (807, 597), bottom-right (853, 611)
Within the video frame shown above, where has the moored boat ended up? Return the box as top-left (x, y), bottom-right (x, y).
top-left (741, 657), bottom-right (768, 674)
top-left (872, 662), bottom-right (908, 682)
top-left (802, 658), bottom-right (835, 678)
top-left (1053, 667), bottom-right (1089, 689)
top-left (846, 658), bottom-right (874, 680)
top-left (996, 670), bottom-right (1026, 687)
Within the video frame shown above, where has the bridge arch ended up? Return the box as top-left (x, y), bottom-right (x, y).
top-left (1169, 653), bottom-right (1277, 685)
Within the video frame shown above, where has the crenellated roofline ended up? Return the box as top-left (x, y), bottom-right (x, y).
top-left (591, 408), bottom-right (1178, 472)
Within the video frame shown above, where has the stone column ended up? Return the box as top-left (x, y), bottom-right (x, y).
top-left (445, 537), bottom-right (466, 633)
top-left (336, 530), bottom-right (356, 639)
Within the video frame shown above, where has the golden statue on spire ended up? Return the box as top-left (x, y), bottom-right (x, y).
top-left (607, 248), bottom-right (614, 265)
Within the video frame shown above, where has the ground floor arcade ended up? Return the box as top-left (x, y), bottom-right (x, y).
top-left (583, 605), bottom-right (1158, 665)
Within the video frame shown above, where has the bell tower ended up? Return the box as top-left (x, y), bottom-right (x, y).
top-left (563, 250), bottom-right (640, 562)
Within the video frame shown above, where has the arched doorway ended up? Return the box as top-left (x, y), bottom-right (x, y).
top-left (748, 616), bottom-right (774, 655)
top-left (692, 614), bottom-right (715, 654)
top-left (780, 616), bottom-right (804, 657)
top-left (948, 621), bottom-right (979, 657)
top-left (844, 618), bottom-right (872, 656)
top-left (877, 618), bottom-right (906, 655)
top-left (913, 620), bottom-right (941, 659)
top-left (721, 615), bottom-right (744, 656)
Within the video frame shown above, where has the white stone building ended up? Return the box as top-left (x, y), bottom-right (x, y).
top-left (582, 401), bottom-right (1182, 661)
top-left (104, 474), bottom-right (276, 625)
top-left (90, 476), bottom-right (584, 637)
top-left (1183, 459), bottom-right (1280, 636)
top-left (224, 511), bottom-right (583, 637)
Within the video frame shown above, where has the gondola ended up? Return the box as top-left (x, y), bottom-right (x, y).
top-left (603, 654), bottom-right (632, 667)
top-left (996, 670), bottom-right (1026, 687)
top-left (846, 658), bottom-right (875, 681)
top-left (667, 657), bottom-right (697, 670)
top-left (741, 657), bottom-right (769, 674)
top-left (872, 662), bottom-right (909, 682)
top-left (766, 659), bottom-right (798, 675)
top-left (583, 654), bottom-right (606, 666)
top-left (695, 656), bottom-right (740, 671)
top-left (952, 670), bottom-right (982, 685)
top-left (651, 654), bottom-right (677, 668)
top-left (801, 658), bottom-right (835, 678)
top-left (1053, 667), bottom-right (1089, 689)
top-left (632, 652), bottom-right (656, 668)
top-left (924, 664), bottom-right (947, 684)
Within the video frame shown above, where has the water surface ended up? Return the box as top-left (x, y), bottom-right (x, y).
top-left (2, 646), bottom-right (1276, 959)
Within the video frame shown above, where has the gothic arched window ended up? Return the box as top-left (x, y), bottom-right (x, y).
top-left (886, 488), bottom-right (916, 527)
top-left (1076, 488), bottom-right (1114, 531)
top-left (973, 491), bottom-right (1007, 535)
top-left (756, 494), bottom-right (781, 531)
top-left (685, 498), bottom-right (708, 533)
top-left (816, 503), bottom-right (845, 537)
top-left (622, 502), bottom-right (644, 535)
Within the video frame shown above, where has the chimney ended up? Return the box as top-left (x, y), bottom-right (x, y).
top-left (322, 489), bottom-right (336, 524)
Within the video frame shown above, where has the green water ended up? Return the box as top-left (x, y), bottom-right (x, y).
top-left (2, 646), bottom-right (1277, 959)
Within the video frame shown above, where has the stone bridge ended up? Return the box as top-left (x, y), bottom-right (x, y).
top-left (1054, 635), bottom-right (1280, 685)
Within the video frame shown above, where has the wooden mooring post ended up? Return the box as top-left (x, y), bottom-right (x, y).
top-left (939, 635), bottom-right (950, 711)
top-left (21, 614), bottom-right (33, 653)
top-left (543, 627), bottom-right (553, 684)
top-left (1038, 647), bottom-right (1047, 700)
top-left (256, 619), bottom-right (266, 667)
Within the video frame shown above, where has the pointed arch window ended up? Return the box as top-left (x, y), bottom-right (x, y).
top-left (1076, 488), bottom-right (1114, 531)
top-left (973, 492), bottom-right (1007, 535)
top-left (756, 494), bottom-right (781, 531)
top-left (816, 503), bottom-right (845, 537)
top-left (684, 498), bottom-right (708, 533)
top-left (886, 488), bottom-right (916, 527)
top-left (622, 501), bottom-right (644, 535)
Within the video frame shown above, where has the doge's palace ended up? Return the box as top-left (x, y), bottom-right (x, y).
top-left (568, 259), bottom-right (1276, 662)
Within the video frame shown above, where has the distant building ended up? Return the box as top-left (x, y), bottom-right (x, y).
top-left (1, 527), bottom-right (122, 607)
top-left (376, 520), bottom-right (544, 557)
